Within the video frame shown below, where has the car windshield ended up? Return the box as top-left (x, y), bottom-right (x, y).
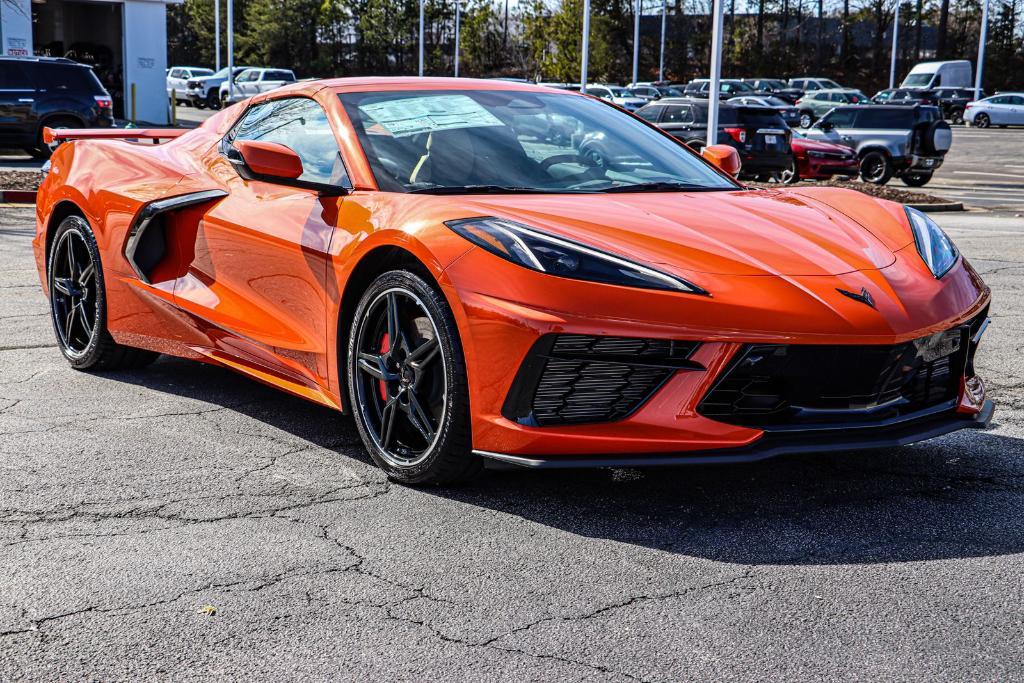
top-left (338, 90), bottom-right (739, 194)
top-left (820, 79), bottom-right (842, 89)
top-left (761, 79), bottom-right (788, 89)
top-left (193, 68), bottom-right (214, 77)
top-left (606, 87), bottom-right (629, 97)
top-left (763, 96), bottom-right (790, 107)
top-left (659, 86), bottom-right (684, 96)
top-left (903, 73), bottom-right (934, 87)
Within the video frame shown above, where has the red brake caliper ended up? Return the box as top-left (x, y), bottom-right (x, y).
top-left (378, 332), bottom-right (390, 401)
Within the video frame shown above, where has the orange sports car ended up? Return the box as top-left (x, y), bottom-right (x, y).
top-left (34, 78), bottom-right (992, 484)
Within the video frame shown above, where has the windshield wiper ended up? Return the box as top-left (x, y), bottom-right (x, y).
top-left (408, 185), bottom-right (567, 195)
top-left (595, 181), bottom-right (722, 193)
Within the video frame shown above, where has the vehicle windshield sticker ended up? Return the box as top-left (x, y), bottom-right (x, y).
top-left (359, 95), bottom-right (505, 138)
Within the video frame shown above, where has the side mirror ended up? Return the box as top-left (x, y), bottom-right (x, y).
top-left (701, 144), bottom-right (741, 176)
top-left (818, 120), bottom-right (833, 131)
top-left (235, 140), bottom-right (303, 180)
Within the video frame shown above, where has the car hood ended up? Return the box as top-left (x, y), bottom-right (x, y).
top-left (463, 189), bottom-right (898, 277)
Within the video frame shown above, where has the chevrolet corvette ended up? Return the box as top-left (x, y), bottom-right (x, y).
top-left (34, 78), bottom-right (993, 484)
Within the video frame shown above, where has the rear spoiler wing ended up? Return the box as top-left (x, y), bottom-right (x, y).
top-left (42, 127), bottom-right (188, 146)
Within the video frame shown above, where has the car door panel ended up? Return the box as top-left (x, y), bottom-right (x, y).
top-left (173, 96), bottom-right (352, 398)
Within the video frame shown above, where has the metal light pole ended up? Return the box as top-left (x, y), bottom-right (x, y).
top-left (632, 0), bottom-right (640, 86)
top-left (889, 2), bottom-right (901, 89)
top-left (974, 0), bottom-right (989, 101)
top-left (706, 0), bottom-right (724, 147)
top-left (226, 0), bottom-right (234, 101)
top-left (580, 0), bottom-right (590, 91)
top-left (658, 0), bottom-right (666, 82)
top-left (214, 0), bottom-right (221, 71)
top-left (418, 0), bottom-right (425, 77)
top-left (454, 1), bottom-right (461, 77)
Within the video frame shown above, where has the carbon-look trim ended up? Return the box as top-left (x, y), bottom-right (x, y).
top-left (476, 400), bottom-right (995, 469)
top-left (124, 189), bottom-right (227, 283)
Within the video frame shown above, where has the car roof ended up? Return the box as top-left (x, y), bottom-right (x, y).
top-left (0, 55), bottom-right (86, 67)
top-left (263, 77), bottom-right (585, 101)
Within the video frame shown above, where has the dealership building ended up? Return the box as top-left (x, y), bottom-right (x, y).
top-left (1, 0), bottom-right (175, 123)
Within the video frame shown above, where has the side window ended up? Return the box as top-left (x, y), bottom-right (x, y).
top-left (822, 108), bottom-right (857, 128)
top-left (1010, 96), bottom-right (1024, 106)
top-left (0, 62), bottom-right (34, 89)
top-left (989, 96), bottom-right (1008, 105)
top-left (170, 69), bottom-right (181, 79)
top-left (227, 97), bottom-right (350, 188)
top-left (636, 105), bottom-right (663, 122)
top-left (662, 105), bottom-right (692, 124)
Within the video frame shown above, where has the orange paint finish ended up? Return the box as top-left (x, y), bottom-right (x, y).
top-left (33, 77), bottom-right (993, 461)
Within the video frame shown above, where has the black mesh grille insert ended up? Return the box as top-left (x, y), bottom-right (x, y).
top-left (502, 335), bottom-right (701, 427)
top-left (697, 323), bottom-right (976, 428)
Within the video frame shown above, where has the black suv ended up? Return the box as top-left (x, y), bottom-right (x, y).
top-left (0, 56), bottom-right (114, 158)
top-left (932, 87), bottom-right (981, 124)
top-left (637, 98), bottom-right (792, 179)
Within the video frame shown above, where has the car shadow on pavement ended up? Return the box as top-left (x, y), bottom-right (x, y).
top-left (118, 356), bottom-right (1024, 567)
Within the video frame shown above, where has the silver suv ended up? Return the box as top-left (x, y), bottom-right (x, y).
top-left (801, 105), bottom-right (951, 186)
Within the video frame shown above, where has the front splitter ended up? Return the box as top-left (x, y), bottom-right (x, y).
top-left (475, 400), bottom-right (995, 469)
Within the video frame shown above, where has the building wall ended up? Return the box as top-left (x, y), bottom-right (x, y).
top-left (123, 0), bottom-right (169, 123)
top-left (1, 0), bottom-right (33, 57)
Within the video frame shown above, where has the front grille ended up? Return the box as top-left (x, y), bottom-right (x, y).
top-left (502, 334), bottom-right (701, 427)
top-left (697, 321), bottom-right (981, 428)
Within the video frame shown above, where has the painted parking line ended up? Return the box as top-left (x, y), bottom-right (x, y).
top-left (951, 170), bottom-right (1024, 179)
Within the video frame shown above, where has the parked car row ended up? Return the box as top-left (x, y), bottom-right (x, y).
top-left (167, 65), bottom-right (297, 109)
top-left (634, 95), bottom-right (951, 187)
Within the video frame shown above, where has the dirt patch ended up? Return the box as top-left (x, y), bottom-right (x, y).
top-left (747, 178), bottom-right (951, 204)
top-left (0, 170), bottom-right (42, 192)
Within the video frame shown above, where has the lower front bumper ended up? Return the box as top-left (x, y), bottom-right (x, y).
top-left (476, 400), bottom-right (994, 469)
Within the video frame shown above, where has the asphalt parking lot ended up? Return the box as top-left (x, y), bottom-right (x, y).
top-left (1, 202), bottom-right (1023, 679)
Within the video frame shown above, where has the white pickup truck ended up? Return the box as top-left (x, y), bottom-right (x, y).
top-left (219, 68), bottom-right (297, 104)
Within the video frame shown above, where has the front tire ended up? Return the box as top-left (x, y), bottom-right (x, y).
top-left (860, 150), bottom-right (894, 185)
top-left (347, 270), bottom-right (480, 485)
top-left (207, 91), bottom-right (222, 110)
top-left (47, 215), bottom-right (158, 370)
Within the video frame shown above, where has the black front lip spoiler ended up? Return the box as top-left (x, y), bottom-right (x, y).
top-left (475, 400), bottom-right (995, 469)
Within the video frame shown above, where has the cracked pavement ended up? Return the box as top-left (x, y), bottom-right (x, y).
top-left (1, 206), bottom-right (1023, 680)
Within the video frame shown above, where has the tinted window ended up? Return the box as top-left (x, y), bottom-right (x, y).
top-left (339, 90), bottom-right (738, 193)
top-left (1009, 96), bottom-right (1024, 105)
top-left (191, 68), bottom-right (214, 77)
top-left (229, 97), bottom-right (349, 187)
top-left (661, 105), bottom-right (693, 123)
top-left (738, 108), bottom-right (786, 128)
top-left (988, 96), bottom-right (1009, 104)
top-left (635, 105), bottom-right (663, 122)
top-left (0, 61), bottom-right (34, 89)
top-left (822, 108), bottom-right (857, 128)
top-left (854, 108), bottom-right (913, 128)
top-left (265, 70), bottom-right (295, 81)
top-left (36, 64), bottom-right (105, 94)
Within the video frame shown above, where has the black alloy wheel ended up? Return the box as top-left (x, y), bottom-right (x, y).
top-left (348, 270), bottom-right (479, 485)
top-left (859, 150), bottom-right (894, 185)
top-left (47, 215), bottom-right (158, 370)
top-left (50, 223), bottom-right (97, 360)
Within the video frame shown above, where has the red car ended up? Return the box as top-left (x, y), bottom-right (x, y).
top-left (781, 131), bottom-right (859, 184)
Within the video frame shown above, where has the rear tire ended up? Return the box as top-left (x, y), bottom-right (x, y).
top-left (207, 91), bottom-right (222, 110)
top-left (859, 150), bottom-right (894, 185)
top-left (900, 171), bottom-right (934, 187)
top-left (347, 270), bottom-right (480, 486)
top-left (47, 215), bottom-right (159, 371)
top-left (974, 113), bottom-right (990, 128)
top-left (799, 112), bottom-right (814, 128)
top-left (949, 108), bottom-right (964, 125)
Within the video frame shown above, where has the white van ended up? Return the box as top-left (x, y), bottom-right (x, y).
top-left (900, 60), bottom-right (973, 89)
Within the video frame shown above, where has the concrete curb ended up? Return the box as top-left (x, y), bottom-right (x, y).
top-left (0, 190), bottom-right (37, 204)
top-left (907, 202), bottom-right (964, 213)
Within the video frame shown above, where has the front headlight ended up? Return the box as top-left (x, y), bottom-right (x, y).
top-left (445, 217), bottom-right (707, 295)
top-left (905, 206), bottom-right (959, 278)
